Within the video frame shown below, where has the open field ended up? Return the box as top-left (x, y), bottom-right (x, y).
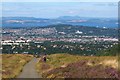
top-left (36, 53), bottom-right (119, 78)
top-left (2, 54), bottom-right (33, 78)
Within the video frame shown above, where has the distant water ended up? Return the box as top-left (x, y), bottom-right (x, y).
top-left (67, 22), bottom-right (118, 28)
top-left (2, 22), bottom-right (118, 28)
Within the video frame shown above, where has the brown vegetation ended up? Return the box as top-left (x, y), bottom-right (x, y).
top-left (36, 53), bottom-right (119, 79)
top-left (2, 54), bottom-right (33, 78)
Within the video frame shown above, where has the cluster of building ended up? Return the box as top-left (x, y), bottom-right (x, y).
top-left (2, 27), bottom-right (118, 45)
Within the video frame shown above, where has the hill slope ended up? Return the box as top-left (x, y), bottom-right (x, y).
top-left (36, 53), bottom-right (119, 78)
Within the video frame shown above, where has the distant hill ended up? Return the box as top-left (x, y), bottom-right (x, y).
top-left (57, 16), bottom-right (82, 20)
top-left (2, 16), bottom-right (118, 28)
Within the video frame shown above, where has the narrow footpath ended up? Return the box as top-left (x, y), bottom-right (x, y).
top-left (17, 57), bottom-right (41, 78)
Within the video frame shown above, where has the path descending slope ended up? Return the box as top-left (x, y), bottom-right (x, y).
top-left (17, 57), bottom-right (41, 78)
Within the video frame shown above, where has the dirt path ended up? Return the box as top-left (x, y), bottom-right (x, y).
top-left (17, 57), bottom-right (41, 78)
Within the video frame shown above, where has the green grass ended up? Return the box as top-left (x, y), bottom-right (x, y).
top-left (36, 53), bottom-right (118, 78)
top-left (2, 54), bottom-right (33, 78)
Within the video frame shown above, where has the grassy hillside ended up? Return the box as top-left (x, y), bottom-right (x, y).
top-left (36, 53), bottom-right (119, 78)
top-left (2, 54), bottom-right (33, 78)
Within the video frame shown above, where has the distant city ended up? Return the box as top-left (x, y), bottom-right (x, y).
top-left (1, 22), bottom-right (118, 55)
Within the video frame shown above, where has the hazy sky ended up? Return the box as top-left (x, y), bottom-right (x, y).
top-left (2, 0), bottom-right (120, 2)
top-left (2, 2), bottom-right (118, 18)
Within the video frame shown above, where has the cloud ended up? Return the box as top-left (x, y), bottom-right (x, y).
top-left (107, 3), bottom-right (118, 6)
top-left (94, 3), bottom-right (107, 6)
top-left (93, 3), bottom-right (118, 7)
top-left (67, 11), bottom-right (77, 14)
top-left (2, 2), bottom-right (118, 18)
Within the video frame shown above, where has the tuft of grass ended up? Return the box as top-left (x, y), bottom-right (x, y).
top-left (2, 54), bottom-right (33, 78)
top-left (36, 53), bottom-right (118, 78)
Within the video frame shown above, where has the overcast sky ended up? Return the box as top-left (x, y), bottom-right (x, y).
top-left (2, 1), bottom-right (118, 18)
